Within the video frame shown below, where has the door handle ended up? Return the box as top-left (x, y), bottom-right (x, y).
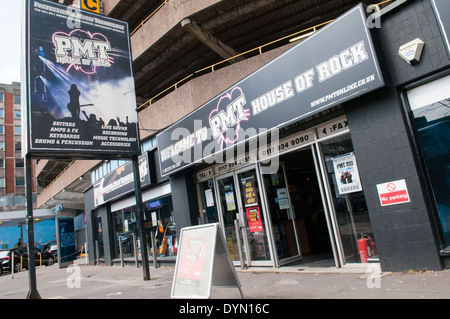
top-left (236, 212), bottom-right (247, 228)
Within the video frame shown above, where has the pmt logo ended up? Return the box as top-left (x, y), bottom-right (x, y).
top-left (52, 29), bottom-right (113, 74)
top-left (209, 87), bottom-right (250, 147)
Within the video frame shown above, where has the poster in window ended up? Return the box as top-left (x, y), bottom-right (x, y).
top-left (205, 189), bottom-right (215, 207)
top-left (243, 179), bottom-right (258, 207)
top-left (333, 153), bottom-right (363, 195)
top-left (246, 206), bottom-right (264, 233)
top-left (225, 191), bottom-right (236, 211)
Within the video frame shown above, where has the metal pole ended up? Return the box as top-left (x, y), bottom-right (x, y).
top-left (25, 154), bottom-right (41, 299)
top-left (95, 240), bottom-right (99, 266)
top-left (234, 219), bottom-right (244, 269)
top-left (150, 230), bottom-right (158, 268)
top-left (20, 224), bottom-right (23, 245)
top-left (55, 211), bottom-right (61, 267)
top-left (133, 233), bottom-right (138, 268)
top-left (11, 251), bottom-right (14, 279)
top-left (132, 155), bottom-right (150, 280)
top-left (119, 236), bottom-right (124, 267)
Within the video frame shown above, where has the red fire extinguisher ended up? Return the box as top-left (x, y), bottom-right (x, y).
top-left (357, 234), bottom-right (377, 263)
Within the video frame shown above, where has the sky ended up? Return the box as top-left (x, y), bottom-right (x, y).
top-left (0, 0), bottom-right (22, 84)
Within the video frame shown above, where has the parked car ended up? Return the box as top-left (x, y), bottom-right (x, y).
top-left (46, 244), bottom-right (58, 262)
top-left (0, 249), bottom-right (22, 273)
top-left (32, 247), bottom-right (56, 267)
top-left (2, 246), bottom-right (56, 270)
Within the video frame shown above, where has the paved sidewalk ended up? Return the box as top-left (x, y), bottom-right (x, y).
top-left (1, 258), bottom-right (450, 299)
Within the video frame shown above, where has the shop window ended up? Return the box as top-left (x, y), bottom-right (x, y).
top-left (112, 195), bottom-right (177, 260)
top-left (407, 75), bottom-right (450, 245)
top-left (113, 208), bottom-right (137, 259)
top-left (91, 159), bottom-right (129, 184)
top-left (320, 134), bottom-right (377, 263)
top-left (144, 196), bottom-right (176, 257)
top-left (198, 179), bottom-right (219, 224)
top-left (141, 136), bottom-right (157, 152)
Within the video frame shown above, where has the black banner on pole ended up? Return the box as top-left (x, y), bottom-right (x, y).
top-left (23, 0), bottom-right (139, 158)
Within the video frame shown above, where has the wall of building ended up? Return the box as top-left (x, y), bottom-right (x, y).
top-left (83, 186), bottom-right (96, 265)
top-left (347, 87), bottom-right (442, 271)
top-left (103, 0), bottom-right (222, 61)
top-left (0, 82), bottom-right (34, 210)
top-left (343, 0), bottom-right (450, 271)
top-left (170, 170), bottom-right (200, 237)
top-left (374, 0), bottom-right (450, 86)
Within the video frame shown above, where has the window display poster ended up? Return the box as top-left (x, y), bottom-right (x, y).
top-left (244, 179), bottom-right (258, 207)
top-left (276, 188), bottom-right (290, 209)
top-left (333, 153), bottom-right (363, 195)
top-left (151, 211), bottom-right (157, 227)
top-left (246, 206), bottom-right (264, 233)
top-left (225, 191), bottom-right (236, 211)
top-left (205, 189), bottom-right (215, 207)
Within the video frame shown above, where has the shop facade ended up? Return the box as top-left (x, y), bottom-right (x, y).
top-left (192, 115), bottom-right (376, 268)
top-left (81, 0), bottom-right (450, 272)
top-left (84, 149), bottom-right (178, 266)
top-left (157, 1), bottom-right (450, 272)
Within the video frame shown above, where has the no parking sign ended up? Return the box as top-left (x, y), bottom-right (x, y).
top-left (376, 179), bottom-right (410, 206)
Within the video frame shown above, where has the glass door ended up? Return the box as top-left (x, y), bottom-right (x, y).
top-left (197, 179), bottom-right (219, 224)
top-left (236, 167), bottom-right (271, 265)
top-left (215, 173), bottom-right (242, 263)
top-left (317, 134), bottom-right (377, 264)
top-left (261, 163), bottom-right (302, 266)
top-left (215, 166), bottom-right (273, 266)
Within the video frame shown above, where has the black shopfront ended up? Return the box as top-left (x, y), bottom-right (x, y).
top-left (84, 149), bottom-right (177, 266)
top-left (157, 1), bottom-right (450, 272)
